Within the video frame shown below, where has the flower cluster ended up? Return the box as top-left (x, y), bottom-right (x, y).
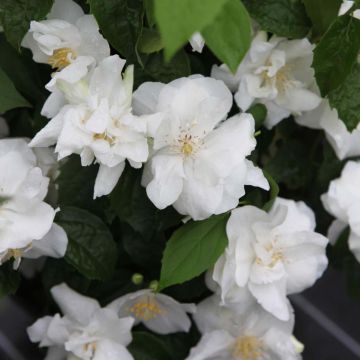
top-left (2, 0), bottom-right (358, 358)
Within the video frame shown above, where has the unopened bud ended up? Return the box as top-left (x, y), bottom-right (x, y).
top-left (149, 280), bottom-right (159, 292)
top-left (131, 273), bottom-right (144, 285)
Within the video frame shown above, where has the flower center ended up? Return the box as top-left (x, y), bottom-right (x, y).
top-left (256, 249), bottom-right (284, 268)
top-left (48, 48), bottom-right (76, 69)
top-left (128, 297), bottom-right (164, 321)
top-left (232, 336), bottom-right (263, 360)
top-left (275, 66), bottom-right (292, 92)
top-left (83, 341), bottom-right (97, 359)
top-left (93, 132), bottom-right (115, 145)
top-left (1, 244), bottom-right (32, 270)
top-left (178, 134), bottom-right (197, 156)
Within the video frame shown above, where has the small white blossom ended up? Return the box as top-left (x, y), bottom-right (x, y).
top-left (28, 283), bottom-right (135, 360)
top-left (108, 289), bottom-right (195, 335)
top-left (133, 75), bottom-right (269, 220)
top-left (212, 198), bottom-right (328, 321)
top-left (30, 55), bottom-right (159, 198)
top-left (186, 295), bottom-right (302, 360)
top-left (189, 33), bottom-right (205, 53)
top-left (322, 161), bottom-right (360, 263)
top-left (296, 99), bottom-right (360, 160)
top-left (22, 0), bottom-right (110, 87)
top-left (0, 139), bottom-right (67, 269)
top-left (339, 1), bottom-right (360, 18)
top-left (211, 31), bottom-right (321, 129)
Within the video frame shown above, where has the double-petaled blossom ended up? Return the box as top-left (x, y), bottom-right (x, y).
top-left (108, 289), bottom-right (196, 335)
top-left (0, 139), bottom-right (67, 269)
top-left (28, 283), bottom-right (135, 360)
top-left (186, 295), bottom-right (302, 360)
top-left (296, 99), bottom-right (360, 160)
top-left (22, 0), bottom-right (110, 87)
top-left (322, 161), bottom-right (360, 263)
top-left (212, 31), bottom-right (321, 129)
top-left (133, 75), bottom-right (269, 220)
top-left (212, 198), bottom-right (328, 321)
top-left (30, 55), bottom-right (160, 198)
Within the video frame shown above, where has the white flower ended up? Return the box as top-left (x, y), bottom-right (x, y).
top-left (0, 139), bottom-right (67, 269)
top-left (108, 289), bottom-right (196, 335)
top-left (0, 117), bottom-right (9, 138)
top-left (28, 283), bottom-right (135, 360)
top-left (212, 198), bottom-right (328, 321)
top-left (133, 76), bottom-right (269, 220)
top-left (22, 0), bottom-right (110, 87)
top-left (339, 1), bottom-right (360, 18)
top-left (322, 161), bottom-right (360, 263)
top-left (296, 99), bottom-right (360, 160)
top-left (211, 31), bottom-right (321, 129)
top-left (189, 33), bottom-right (205, 53)
top-left (186, 295), bottom-right (301, 360)
top-left (30, 55), bottom-right (158, 198)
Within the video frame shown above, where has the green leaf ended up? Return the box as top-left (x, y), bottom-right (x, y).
top-left (137, 50), bottom-right (190, 84)
top-left (0, 0), bottom-right (53, 50)
top-left (89, 0), bottom-right (144, 62)
top-left (110, 168), bottom-right (182, 237)
top-left (265, 138), bottom-right (315, 190)
top-left (138, 28), bottom-right (163, 54)
top-left (262, 170), bottom-right (279, 211)
top-left (303, 0), bottom-right (342, 36)
top-left (159, 213), bottom-right (229, 290)
top-left (57, 207), bottom-right (117, 281)
top-left (243, 0), bottom-right (311, 38)
top-left (57, 157), bottom-right (97, 206)
top-left (154, 0), bottom-right (227, 60)
top-left (0, 35), bottom-right (46, 104)
top-left (0, 263), bottom-right (20, 298)
top-left (0, 67), bottom-right (30, 113)
top-left (313, 15), bottom-right (360, 96)
top-left (328, 64), bottom-right (360, 131)
top-left (129, 332), bottom-right (172, 360)
top-left (202, 0), bottom-right (251, 73)
top-left (144, 0), bottom-right (156, 27)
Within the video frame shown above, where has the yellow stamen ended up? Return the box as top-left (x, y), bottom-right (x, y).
top-left (128, 297), bottom-right (164, 321)
top-left (93, 133), bottom-right (114, 144)
top-left (179, 134), bottom-right (195, 156)
top-left (48, 48), bottom-right (76, 69)
top-left (256, 250), bottom-right (284, 268)
top-left (232, 336), bottom-right (263, 360)
top-left (83, 342), bottom-right (97, 358)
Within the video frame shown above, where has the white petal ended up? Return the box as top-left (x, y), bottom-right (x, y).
top-left (349, 231), bottom-right (360, 263)
top-left (189, 32), bottom-right (205, 53)
top-left (186, 330), bottom-right (234, 360)
top-left (132, 82), bottom-right (165, 115)
top-left (51, 283), bottom-right (100, 324)
top-left (244, 160), bottom-right (269, 190)
top-left (145, 153), bottom-right (184, 209)
top-left (93, 340), bottom-right (133, 360)
top-left (25, 223), bottom-right (68, 259)
top-left (48, 0), bottom-right (84, 23)
top-left (327, 219), bottom-right (347, 245)
top-left (144, 293), bottom-right (195, 334)
top-left (94, 162), bottom-right (125, 198)
top-left (249, 280), bottom-right (290, 321)
top-left (30, 108), bottom-right (67, 147)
